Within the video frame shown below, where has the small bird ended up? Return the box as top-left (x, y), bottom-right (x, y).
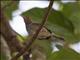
top-left (22, 16), bottom-right (64, 42)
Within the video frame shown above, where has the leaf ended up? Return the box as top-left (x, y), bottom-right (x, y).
top-left (61, 2), bottom-right (80, 41)
top-left (48, 47), bottom-right (80, 60)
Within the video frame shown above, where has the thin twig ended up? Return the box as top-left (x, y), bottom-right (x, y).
top-left (11, 0), bottom-right (54, 60)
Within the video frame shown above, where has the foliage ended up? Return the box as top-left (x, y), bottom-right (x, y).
top-left (1, 1), bottom-right (80, 60)
top-left (48, 47), bottom-right (80, 60)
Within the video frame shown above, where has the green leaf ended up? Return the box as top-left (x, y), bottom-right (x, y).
top-left (61, 2), bottom-right (80, 41)
top-left (48, 48), bottom-right (80, 60)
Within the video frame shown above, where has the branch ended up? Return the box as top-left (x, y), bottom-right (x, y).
top-left (11, 0), bottom-right (54, 60)
top-left (0, 8), bottom-right (24, 53)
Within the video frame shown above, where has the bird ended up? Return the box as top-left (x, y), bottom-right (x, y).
top-left (22, 15), bottom-right (64, 42)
